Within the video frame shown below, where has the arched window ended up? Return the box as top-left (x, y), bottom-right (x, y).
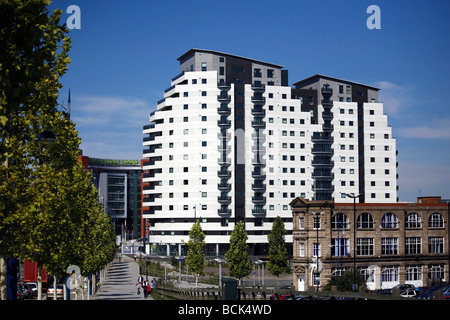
top-left (428, 213), bottom-right (444, 228)
top-left (357, 212), bottom-right (374, 229)
top-left (405, 213), bottom-right (422, 229)
top-left (331, 213), bottom-right (349, 229)
top-left (381, 213), bottom-right (398, 229)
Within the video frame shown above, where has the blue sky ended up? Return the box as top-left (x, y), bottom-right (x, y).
top-left (49, 0), bottom-right (450, 202)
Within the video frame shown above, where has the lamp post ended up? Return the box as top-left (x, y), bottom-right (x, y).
top-left (345, 193), bottom-right (362, 291)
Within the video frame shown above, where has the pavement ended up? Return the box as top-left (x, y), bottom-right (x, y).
top-left (91, 254), bottom-right (221, 300)
top-left (92, 254), bottom-right (153, 300)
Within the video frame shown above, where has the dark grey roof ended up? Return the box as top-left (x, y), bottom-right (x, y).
top-left (293, 74), bottom-right (380, 91)
top-left (177, 48), bottom-right (284, 69)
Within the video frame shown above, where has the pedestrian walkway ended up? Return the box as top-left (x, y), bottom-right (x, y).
top-left (92, 255), bottom-right (153, 300)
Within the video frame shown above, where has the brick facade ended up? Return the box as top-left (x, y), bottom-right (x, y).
top-left (290, 197), bottom-right (450, 291)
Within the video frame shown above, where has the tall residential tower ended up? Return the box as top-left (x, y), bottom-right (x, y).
top-left (142, 49), bottom-right (397, 256)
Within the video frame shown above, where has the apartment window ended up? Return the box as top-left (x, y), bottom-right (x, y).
top-left (331, 213), bottom-right (349, 229)
top-left (357, 213), bottom-right (374, 229)
top-left (201, 116), bottom-right (207, 121)
top-left (201, 62), bottom-right (207, 71)
top-left (267, 69), bottom-right (274, 78)
top-left (428, 264), bottom-right (445, 280)
top-left (313, 243), bottom-right (321, 257)
top-left (201, 103), bottom-right (207, 109)
top-left (429, 213), bottom-right (444, 228)
top-left (370, 133), bottom-right (375, 139)
top-left (201, 166), bottom-right (207, 172)
top-left (202, 79), bottom-right (207, 84)
top-left (299, 243), bottom-right (305, 257)
top-left (202, 128), bottom-right (207, 134)
top-left (183, 129), bottom-right (189, 135)
top-left (202, 141), bottom-right (207, 147)
top-left (357, 238), bottom-right (374, 256)
top-left (406, 213), bottom-right (422, 229)
top-left (406, 265), bottom-right (422, 281)
top-left (202, 192), bottom-right (207, 198)
top-left (381, 238), bottom-right (398, 255)
top-left (332, 238), bottom-right (349, 257)
top-left (405, 237), bottom-right (422, 255)
top-left (381, 213), bottom-right (398, 228)
top-left (313, 217), bottom-right (321, 230)
top-left (183, 116), bottom-right (188, 122)
top-left (382, 266), bottom-right (399, 282)
top-left (201, 91), bottom-right (207, 96)
top-left (183, 192), bottom-right (188, 198)
top-left (183, 92), bottom-right (188, 97)
top-left (298, 217), bottom-right (305, 230)
top-left (429, 237), bottom-right (444, 254)
top-left (184, 104), bottom-right (189, 109)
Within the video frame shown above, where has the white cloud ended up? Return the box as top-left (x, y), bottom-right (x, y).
top-left (71, 95), bottom-right (153, 160)
top-left (374, 81), bottom-right (416, 117)
top-left (397, 118), bottom-right (450, 140)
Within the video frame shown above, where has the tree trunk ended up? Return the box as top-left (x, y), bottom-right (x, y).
top-left (53, 277), bottom-right (57, 300)
top-left (37, 265), bottom-right (42, 300)
top-left (0, 257), bottom-right (6, 300)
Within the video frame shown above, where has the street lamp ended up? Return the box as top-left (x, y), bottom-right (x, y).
top-left (345, 193), bottom-right (362, 291)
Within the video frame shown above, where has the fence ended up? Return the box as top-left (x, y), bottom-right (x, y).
top-left (152, 283), bottom-right (423, 301)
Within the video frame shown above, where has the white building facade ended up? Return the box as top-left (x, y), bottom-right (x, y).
top-left (142, 49), bottom-right (397, 256)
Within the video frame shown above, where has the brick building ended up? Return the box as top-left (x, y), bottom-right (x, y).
top-left (291, 196), bottom-right (449, 291)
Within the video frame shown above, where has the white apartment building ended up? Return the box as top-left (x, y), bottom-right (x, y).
top-left (142, 49), bottom-right (397, 257)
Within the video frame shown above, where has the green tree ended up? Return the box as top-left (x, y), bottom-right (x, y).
top-left (0, 0), bottom-right (71, 299)
top-left (186, 220), bottom-right (205, 287)
top-left (267, 216), bottom-right (290, 287)
top-left (323, 270), bottom-right (367, 292)
top-left (225, 221), bottom-right (252, 285)
top-left (0, 0), bottom-right (117, 300)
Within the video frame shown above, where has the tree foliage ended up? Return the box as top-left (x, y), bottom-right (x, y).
top-left (186, 220), bottom-right (205, 287)
top-left (323, 271), bottom-right (367, 292)
top-left (0, 0), bottom-right (116, 298)
top-left (267, 216), bottom-right (290, 281)
top-left (225, 221), bottom-right (252, 284)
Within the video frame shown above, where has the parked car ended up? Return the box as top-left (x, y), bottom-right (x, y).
top-left (18, 283), bottom-right (33, 299)
top-left (375, 288), bottom-right (392, 295)
top-left (400, 288), bottom-right (418, 298)
top-left (25, 282), bottom-right (38, 298)
top-left (17, 284), bottom-right (25, 300)
top-left (47, 284), bottom-right (64, 300)
top-left (416, 285), bottom-right (445, 300)
top-left (394, 284), bottom-right (415, 292)
top-left (442, 286), bottom-right (450, 300)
